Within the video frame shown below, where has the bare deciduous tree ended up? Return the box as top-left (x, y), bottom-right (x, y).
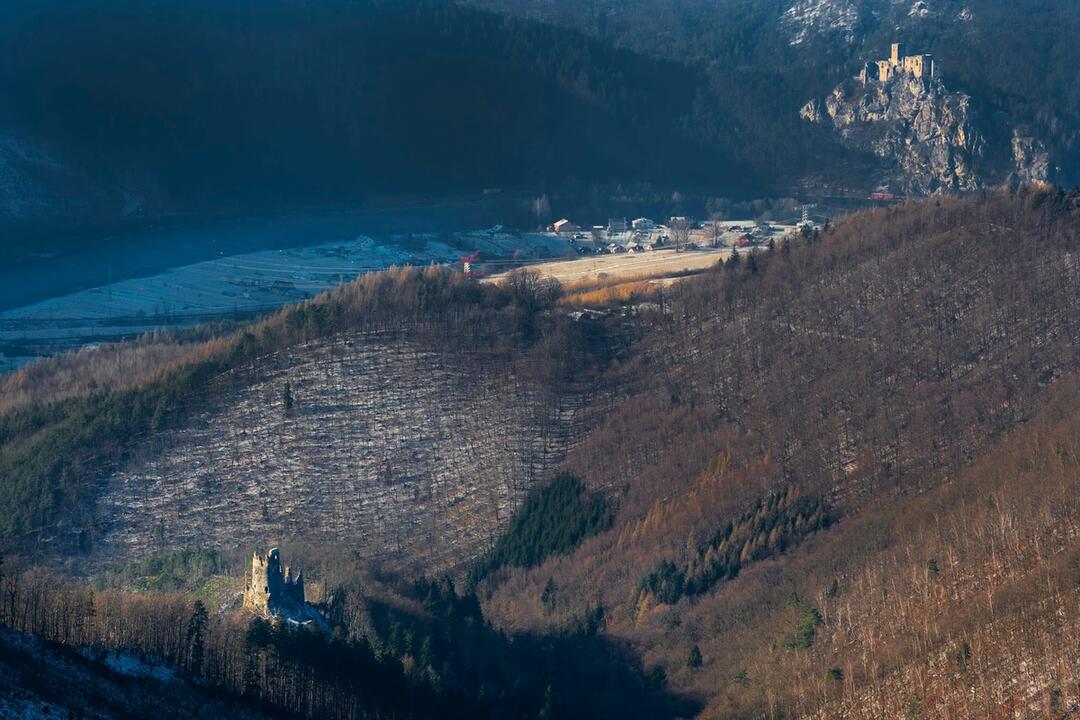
top-left (669, 217), bottom-right (691, 252)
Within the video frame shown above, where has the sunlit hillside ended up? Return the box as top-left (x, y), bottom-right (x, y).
top-left (2, 188), bottom-right (1078, 717)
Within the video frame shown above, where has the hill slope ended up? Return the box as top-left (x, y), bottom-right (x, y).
top-left (95, 330), bottom-right (600, 573)
top-left (478, 187), bottom-right (1080, 717)
top-left (0, 267), bottom-right (619, 572)
top-left (1, 189), bottom-right (1079, 718)
top-left (0, 626), bottom-right (272, 719)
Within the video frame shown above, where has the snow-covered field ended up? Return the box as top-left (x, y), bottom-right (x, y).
top-left (0, 229), bottom-right (575, 372)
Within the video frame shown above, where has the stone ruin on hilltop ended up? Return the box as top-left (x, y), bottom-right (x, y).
top-left (243, 547), bottom-right (323, 626)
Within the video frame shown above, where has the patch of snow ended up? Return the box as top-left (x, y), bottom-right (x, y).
top-left (0, 696), bottom-right (68, 720)
top-left (95, 650), bottom-right (177, 682)
top-left (781, 0), bottom-right (860, 46)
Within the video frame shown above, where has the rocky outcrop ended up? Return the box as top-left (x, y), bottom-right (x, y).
top-left (802, 69), bottom-right (1056, 194)
top-left (781, 0), bottom-right (860, 46)
top-left (802, 73), bottom-right (989, 194)
top-left (1009, 130), bottom-right (1052, 187)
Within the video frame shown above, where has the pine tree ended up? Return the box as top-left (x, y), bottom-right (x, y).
top-left (283, 381), bottom-right (294, 412)
top-left (538, 685), bottom-right (554, 719)
top-left (687, 644), bottom-right (703, 668)
top-left (418, 636), bottom-right (434, 670)
top-left (150, 397), bottom-right (168, 432)
top-left (186, 600), bottom-right (208, 675)
top-left (541, 578), bottom-right (558, 615)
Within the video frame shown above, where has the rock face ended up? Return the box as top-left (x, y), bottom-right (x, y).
top-left (1009, 131), bottom-right (1052, 187)
top-left (801, 70), bottom-right (1053, 194)
top-left (781, 0), bottom-right (860, 46)
top-left (802, 72), bottom-right (989, 194)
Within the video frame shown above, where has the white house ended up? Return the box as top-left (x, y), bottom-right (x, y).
top-left (553, 219), bottom-right (579, 234)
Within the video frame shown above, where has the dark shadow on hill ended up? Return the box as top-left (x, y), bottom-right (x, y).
top-left (0, 0), bottom-right (747, 259)
top-left (0, 625), bottom-right (270, 719)
top-left (358, 579), bottom-right (700, 720)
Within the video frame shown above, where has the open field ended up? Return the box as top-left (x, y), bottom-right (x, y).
top-left (487, 220), bottom-right (796, 285)
top-left (497, 247), bottom-right (733, 284)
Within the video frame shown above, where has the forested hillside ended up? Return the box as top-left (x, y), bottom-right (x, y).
top-left (8, 0), bottom-right (1079, 264)
top-left (0, 0), bottom-right (747, 263)
top-left (0, 625), bottom-right (274, 719)
top-left (5, 0), bottom-right (1080, 713)
top-left (479, 186), bottom-right (1080, 717)
top-left (0, 266), bottom-right (619, 564)
top-left (1, 188), bottom-right (1078, 718)
top-left (470, 0), bottom-right (1080, 188)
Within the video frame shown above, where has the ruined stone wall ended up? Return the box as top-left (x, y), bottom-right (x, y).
top-left (245, 548), bottom-right (313, 617)
top-left (244, 549), bottom-right (273, 615)
top-left (876, 59), bottom-right (893, 83)
top-left (244, 547), bottom-right (306, 616)
top-left (902, 53), bottom-right (932, 79)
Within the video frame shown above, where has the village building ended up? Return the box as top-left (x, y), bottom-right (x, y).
top-left (607, 217), bottom-right (628, 233)
top-left (553, 219), bottom-right (579, 234)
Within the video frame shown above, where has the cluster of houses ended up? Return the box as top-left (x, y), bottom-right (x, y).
top-left (550, 216), bottom-right (790, 255)
top-left (550, 216), bottom-right (677, 255)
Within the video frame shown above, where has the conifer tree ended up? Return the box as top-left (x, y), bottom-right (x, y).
top-left (283, 381), bottom-right (294, 412)
top-left (186, 600), bottom-right (208, 674)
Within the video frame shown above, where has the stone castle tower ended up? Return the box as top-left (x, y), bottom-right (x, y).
top-left (243, 547), bottom-right (306, 616)
top-left (860, 41), bottom-right (937, 84)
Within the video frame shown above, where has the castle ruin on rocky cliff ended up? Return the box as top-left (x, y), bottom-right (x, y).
top-left (243, 547), bottom-right (306, 617)
top-left (860, 42), bottom-right (936, 84)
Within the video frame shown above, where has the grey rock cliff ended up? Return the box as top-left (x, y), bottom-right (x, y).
top-left (1009, 131), bottom-right (1052, 187)
top-left (802, 71), bottom-right (1051, 194)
